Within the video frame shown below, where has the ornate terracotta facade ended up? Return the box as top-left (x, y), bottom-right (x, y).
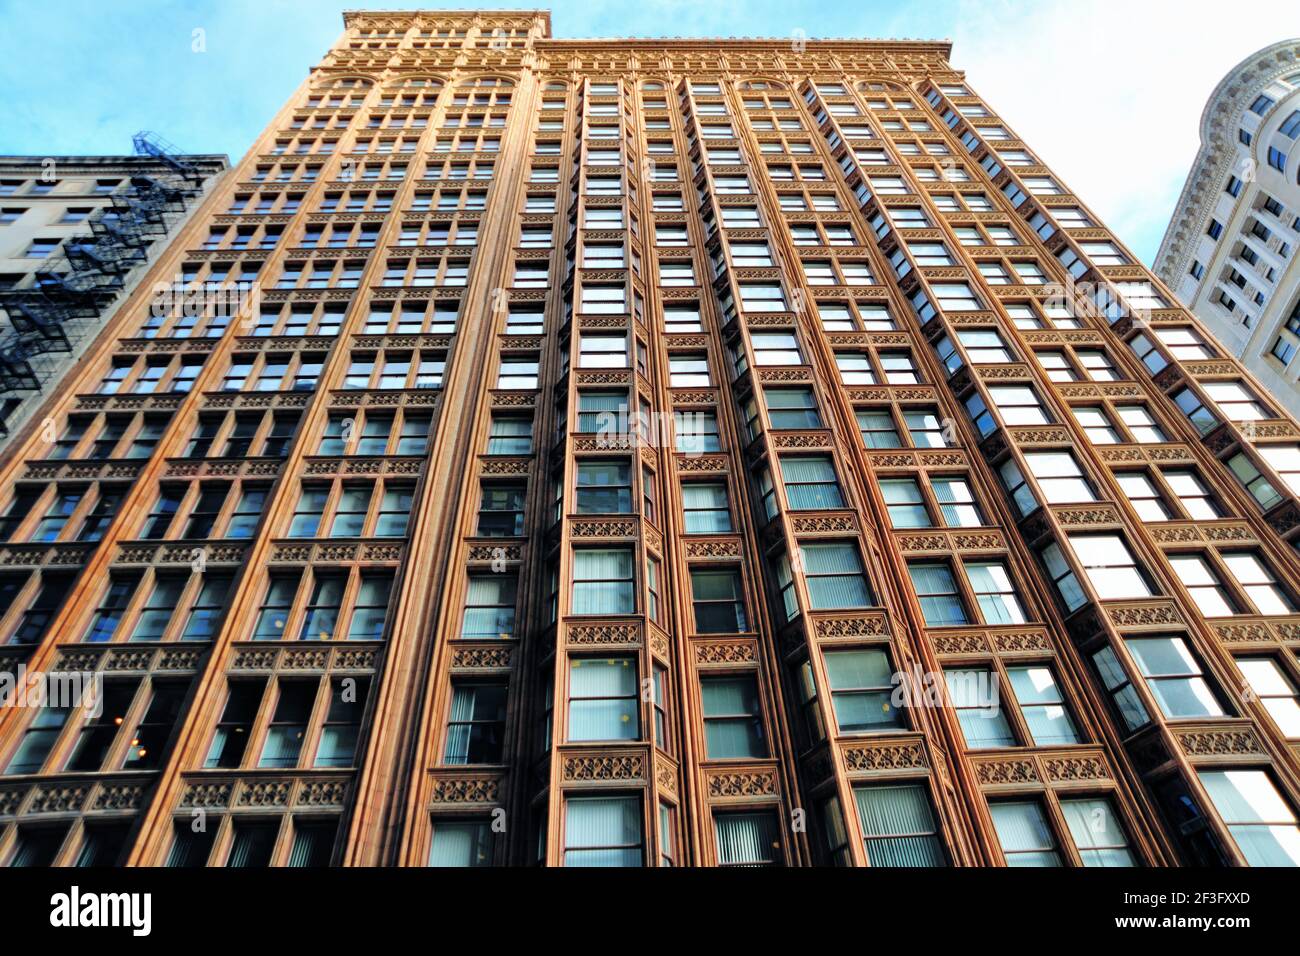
top-left (0, 9), bottom-right (1299, 868)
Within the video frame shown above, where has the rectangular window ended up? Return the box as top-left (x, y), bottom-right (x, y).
top-left (701, 675), bottom-right (767, 759)
top-left (257, 681), bottom-right (317, 768)
top-left (1061, 798), bottom-right (1136, 867)
top-left (1126, 635), bottom-right (1224, 719)
top-left (690, 570), bottom-right (747, 634)
top-left (1008, 666), bottom-right (1079, 745)
top-left (991, 801), bottom-right (1061, 867)
top-left (315, 676), bottom-right (369, 767)
top-left (1197, 770), bottom-right (1300, 866)
top-left (564, 796), bottom-right (642, 867)
top-left (682, 483), bottom-right (731, 533)
top-left (881, 478), bottom-right (930, 528)
top-left (910, 563), bottom-right (968, 626)
top-left (444, 683), bottom-right (507, 764)
top-left (825, 649), bottom-right (903, 733)
top-left (572, 549), bottom-right (634, 615)
top-left (946, 668), bottom-right (1015, 748)
top-left (966, 561), bottom-right (1026, 624)
top-left (575, 461), bottom-right (632, 514)
top-left (1066, 533), bottom-right (1150, 599)
top-left (780, 455), bottom-right (844, 510)
top-left (800, 542), bottom-right (873, 608)
top-left (854, 785), bottom-right (945, 867)
top-left (568, 658), bottom-right (638, 741)
top-left (714, 812), bottom-right (782, 866)
top-left (1237, 658), bottom-right (1300, 738)
top-left (428, 821), bottom-right (492, 867)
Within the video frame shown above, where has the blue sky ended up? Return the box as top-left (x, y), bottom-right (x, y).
top-left (2, 0), bottom-right (1298, 264)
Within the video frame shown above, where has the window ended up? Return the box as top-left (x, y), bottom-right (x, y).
top-left (682, 483), bottom-right (731, 533)
top-left (881, 479), bottom-right (929, 528)
top-left (5, 704), bottom-right (71, 774)
top-left (251, 574), bottom-right (299, 640)
top-left (564, 796), bottom-right (642, 867)
top-left (572, 549), bottom-right (634, 614)
top-left (780, 456), bottom-right (844, 510)
top-left (1227, 452), bottom-right (1283, 509)
top-left (428, 821), bottom-right (492, 867)
top-left (578, 333), bottom-right (628, 369)
top-left (181, 573), bottom-right (232, 641)
top-left (315, 676), bottom-right (369, 767)
top-left (933, 477), bottom-right (983, 527)
top-left (487, 417), bottom-right (532, 455)
top-left (967, 561), bottom-right (1026, 624)
top-left (800, 542), bottom-right (873, 608)
top-left (1169, 555), bottom-right (1236, 617)
top-left (1008, 666), bottom-right (1079, 745)
top-left (1196, 770), bottom-right (1300, 866)
top-left (958, 329), bottom-right (1011, 364)
top-left (990, 386), bottom-right (1050, 426)
top-left (1117, 405), bottom-right (1167, 443)
top-left (477, 484), bottom-right (525, 536)
top-left (1059, 797), bottom-right (1136, 867)
top-left (165, 821), bottom-right (217, 868)
top-left (991, 802), bottom-right (1061, 867)
top-left (750, 332), bottom-right (802, 366)
top-left (1067, 533), bottom-right (1151, 599)
top-left (444, 684), bottom-right (507, 764)
top-left (1126, 636), bottom-right (1224, 719)
top-left (946, 668), bottom-right (1015, 748)
top-left (1073, 407), bottom-right (1120, 445)
top-left (714, 813), bottom-right (781, 867)
top-left (575, 461), bottom-right (631, 514)
top-left (857, 409), bottom-right (901, 449)
top-left (701, 675), bottom-right (766, 759)
top-left (910, 563), bottom-right (967, 626)
top-left (825, 649), bottom-right (903, 733)
top-left (1222, 552), bottom-right (1293, 614)
top-left (496, 359), bottom-right (538, 390)
top-left (739, 282), bottom-right (787, 312)
top-left (1204, 381), bottom-right (1270, 422)
top-left (668, 354), bottom-right (710, 387)
top-left (577, 391), bottom-right (627, 433)
top-left (330, 484), bottom-right (372, 537)
top-left (1115, 472), bottom-right (1172, 521)
top-left (1026, 452), bottom-right (1095, 503)
top-left (347, 573), bottom-right (392, 640)
top-left (461, 575), bottom-right (517, 639)
top-left (568, 658), bottom-right (637, 741)
top-left (904, 409), bottom-right (949, 448)
top-left (673, 411), bottom-right (719, 452)
top-left (129, 575), bottom-right (187, 642)
top-left (258, 681), bottom-right (317, 768)
top-left (1237, 659), bottom-right (1300, 737)
top-left (835, 352), bottom-right (875, 384)
top-left (691, 570), bottom-right (747, 633)
top-left (853, 785), bottom-right (945, 867)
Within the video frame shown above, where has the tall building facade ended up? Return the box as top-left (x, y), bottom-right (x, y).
top-left (1155, 40), bottom-right (1300, 417)
top-left (0, 148), bottom-right (229, 445)
top-left (0, 9), bottom-right (1299, 869)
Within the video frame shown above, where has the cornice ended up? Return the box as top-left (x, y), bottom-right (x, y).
top-left (1154, 39), bottom-right (1300, 284)
top-left (0, 154), bottom-right (229, 174)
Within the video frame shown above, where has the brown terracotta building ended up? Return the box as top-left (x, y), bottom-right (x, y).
top-left (0, 9), bottom-right (1299, 868)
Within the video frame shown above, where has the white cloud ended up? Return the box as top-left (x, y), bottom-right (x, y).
top-left (947, 0), bottom-right (1300, 263)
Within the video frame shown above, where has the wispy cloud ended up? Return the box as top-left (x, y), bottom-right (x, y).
top-left (945, 0), bottom-right (1300, 264)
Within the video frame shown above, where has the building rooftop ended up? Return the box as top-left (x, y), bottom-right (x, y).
top-left (340, 9), bottom-right (952, 56)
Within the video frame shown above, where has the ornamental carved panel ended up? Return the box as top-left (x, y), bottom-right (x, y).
top-left (562, 753), bottom-right (646, 783)
top-left (842, 740), bottom-right (928, 774)
top-left (706, 769), bottom-right (778, 799)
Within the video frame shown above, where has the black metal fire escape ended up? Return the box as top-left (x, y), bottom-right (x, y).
top-left (0, 133), bottom-right (215, 432)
